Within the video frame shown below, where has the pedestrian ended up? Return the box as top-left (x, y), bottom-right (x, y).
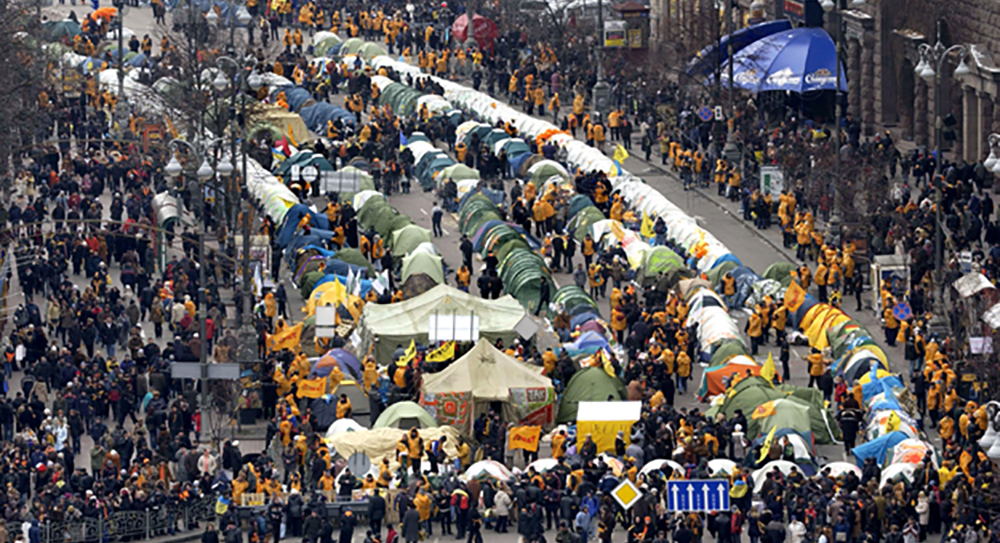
top-left (431, 201), bottom-right (443, 237)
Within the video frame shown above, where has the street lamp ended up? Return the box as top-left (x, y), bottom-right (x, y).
top-left (236, 5), bottom-right (252, 26)
top-left (205, 8), bottom-right (219, 25)
top-left (915, 21), bottom-right (968, 335)
top-left (986, 133), bottom-right (1000, 174)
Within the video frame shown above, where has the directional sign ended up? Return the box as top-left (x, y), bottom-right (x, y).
top-left (714, 106), bottom-right (724, 121)
top-left (697, 105), bottom-right (713, 122)
top-left (667, 480), bottom-right (730, 512)
top-left (611, 479), bottom-right (642, 510)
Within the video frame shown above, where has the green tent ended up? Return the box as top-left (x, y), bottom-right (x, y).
top-left (460, 197), bottom-right (502, 236)
top-left (571, 207), bottom-right (607, 241)
top-left (332, 248), bottom-right (373, 276)
top-left (529, 162), bottom-right (570, 183)
top-left (499, 248), bottom-right (550, 312)
top-left (749, 398), bottom-right (818, 441)
top-left (401, 252), bottom-right (444, 285)
top-left (360, 42), bottom-right (387, 59)
top-left (705, 260), bottom-right (740, 286)
top-left (299, 270), bottom-right (327, 299)
top-left (708, 339), bottom-right (749, 367)
top-left (316, 36), bottom-right (341, 53)
top-left (372, 401), bottom-right (439, 429)
top-left (568, 195), bottom-right (595, 221)
top-left (711, 377), bottom-right (840, 444)
top-left (557, 367), bottom-right (628, 423)
top-left (762, 261), bottom-right (797, 283)
top-left (553, 286), bottom-right (598, 314)
top-left (358, 197), bottom-right (389, 230)
top-left (439, 163), bottom-right (480, 183)
top-left (339, 37), bottom-right (365, 56)
top-left (391, 224), bottom-right (433, 256)
top-left (637, 247), bottom-right (685, 285)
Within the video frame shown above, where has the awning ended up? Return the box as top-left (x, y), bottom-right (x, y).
top-left (716, 27), bottom-right (847, 94)
top-left (686, 19), bottom-right (792, 79)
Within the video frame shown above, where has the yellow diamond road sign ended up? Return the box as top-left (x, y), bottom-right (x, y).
top-left (611, 479), bottom-right (642, 510)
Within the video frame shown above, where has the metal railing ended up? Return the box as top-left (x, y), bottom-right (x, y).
top-left (38, 495), bottom-right (216, 543)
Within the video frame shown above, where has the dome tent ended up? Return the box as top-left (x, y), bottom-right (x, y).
top-left (557, 367), bottom-right (627, 424)
top-left (372, 401), bottom-right (439, 429)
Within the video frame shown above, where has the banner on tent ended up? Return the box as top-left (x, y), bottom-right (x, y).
top-left (511, 387), bottom-right (557, 427)
top-left (420, 391), bottom-right (473, 430)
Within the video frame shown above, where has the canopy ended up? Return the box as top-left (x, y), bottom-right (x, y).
top-left (557, 367), bottom-right (627, 423)
top-left (718, 27), bottom-right (847, 94)
top-left (372, 401), bottom-right (439, 429)
top-left (420, 340), bottom-right (555, 433)
top-left (686, 19), bottom-right (793, 79)
top-left (450, 13), bottom-right (499, 49)
top-left (359, 284), bottom-right (527, 361)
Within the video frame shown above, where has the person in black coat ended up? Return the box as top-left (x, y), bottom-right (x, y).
top-left (338, 511), bottom-right (356, 543)
top-left (402, 507), bottom-right (421, 543)
top-left (201, 523), bottom-right (220, 543)
top-left (368, 490), bottom-right (386, 536)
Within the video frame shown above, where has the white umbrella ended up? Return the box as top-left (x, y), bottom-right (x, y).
top-left (639, 458), bottom-right (685, 477)
top-left (465, 460), bottom-right (514, 481)
top-left (752, 460), bottom-right (800, 492)
top-left (819, 461), bottom-right (862, 479)
top-left (324, 418), bottom-right (365, 440)
top-left (707, 458), bottom-right (738, 477)
top-left (526, 458), bottom-right (559, 473)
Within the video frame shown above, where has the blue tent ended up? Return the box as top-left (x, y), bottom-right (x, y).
top-left (570, 311), bottom-right (601, 330)
top-left (717, 27), bottom-right (848, 94)
top-left (300, 102), bottom-right (356, 132)
top-left (312, 274), bottom-right (374, 298)
top-left (851, 431), bottom-right (909, 466)
top-left (861, 375), bottom-right (905, 403)
top-left (686, 19), bottom-right (793, 79)
top-left (323, 258), bottom-right (370, 278)
top-left (560, 331), bottom-right (610, 357)
top-left (126, 53), bottom-right (148, 67)
top-left (711, 253), bottom-right (742, 268)
top-left (275, 86), bottom-right (313, 112)
top-left (313, 348), bottom-right (363, 379)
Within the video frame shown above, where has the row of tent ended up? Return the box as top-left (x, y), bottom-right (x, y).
top-left (270, 85), bottom-right (357, 133)
top-left (349, 48), bottom-right (939, 494)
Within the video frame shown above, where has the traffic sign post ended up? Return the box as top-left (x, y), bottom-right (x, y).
top-left (611, 479), bottom-right (642, 510)
top-left (666, 480), bottom-right (730, 512)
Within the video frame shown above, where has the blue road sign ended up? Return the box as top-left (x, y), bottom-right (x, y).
top-left (667, 480), bottom-right (730, 512)
top-left (697, 105), bottom-right (714, 122)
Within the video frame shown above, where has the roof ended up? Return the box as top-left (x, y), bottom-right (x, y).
top-left (421, 339), bottom-right (552, 400)
top-left (360, 284), bottom-right (526, 338)
top-left (612, 0), bottom-right (649, 11)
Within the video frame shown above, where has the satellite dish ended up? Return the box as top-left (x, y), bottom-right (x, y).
top-left (346, 452), bottom-right (371, 476)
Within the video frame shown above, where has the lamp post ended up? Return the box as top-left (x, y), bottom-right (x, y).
top-left (915, 22), bottom-right (969, 335)
top-left (821, 0), bottom-right (864, 232)
top-left (983, 133), bottom-right (1000, 177)
top-left (591, 0), bottom-right (610, 121)
top-left (721, 0), bottom-right (739, 167)
top-left (214, 54), bottom-right (264, 372)
top-left (113, 0), bottom-right (125, 100)
top-left (164, 137), bottom-right (218, 421)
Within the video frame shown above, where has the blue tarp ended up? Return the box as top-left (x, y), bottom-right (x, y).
top-left (300, 102), bottom-right (356, 132)
top-left (126, 53), bottom-right (149, 67)
top-left (861, 375), bottom-right (905, 403)
top-left (686, 19), bottom-right (793, 79)
top-left (560, 331), bottom-right (610, 357)
top-left (716, 27), bottom-right (848, 94)
top-left (277, 204), bottom-right (331, 248)
top-left (851, 431), bottom-right (909, 466)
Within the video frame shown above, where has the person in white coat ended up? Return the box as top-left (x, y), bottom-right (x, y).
top-left (493, 486), bottom-right (511, 534)
top-left (787, 516), bottom-right (807, 543)
top-left (916, 492), bottom-right (930, 539)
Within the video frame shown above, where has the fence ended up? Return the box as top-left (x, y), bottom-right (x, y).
top-left (39, 496), bottom-right (216, 543)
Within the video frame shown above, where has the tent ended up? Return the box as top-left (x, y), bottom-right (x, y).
top-left (465, 460), bottom-right (513, 481)
top-left (560, 331), bottom-right (610, 358)
top-left (309, 395), bottom-right (342, 430)
top-left (312, 349), bottom-right (363, 379)
top-left (708, 377), bottom-right (839, 444)
top-left (401, 252), bottom-right (444, 285)
top-left (557, 367), bottom-right (628, 423)
top-left (749, 398), bottom-right (819, 442)
top-left (391, 224), bottom-right (432, 255)
top-left (372, 401), bottom-right (439, 429)
top-left (329, 380), bottom-right (371, 424)
top-left (851, 430), bottom-right (909, 466)
top-left (420, 340), bottom-right (556, 434)
top-left (685, 19), bottom-right (793, 79)
top-left (696, 355), bottom-right (760, 400)
top-left (577, 401), bottom-right (641, 453)
top-left (752, 460), bottom-right (801, 492)
top-left (717, 27), bottom-right (848, 94)
top-left (358, 284), bottom-right (527, 361)
top-left (324, 426), bottom-right (461, 469)
top-left (324, 418), bottom-right (365, 440)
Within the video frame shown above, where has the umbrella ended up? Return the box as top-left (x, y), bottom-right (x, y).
top-left (717, 27), bottom-right (847, 94)
top-left (450, 13), bottom-right (499, 48)
top-left (819, 462), bottom-right (863, 479)
top-left (465, 460), bottom-right (513, 481)
top-left (92, 6), bottom-right (118, 20)
top-left (639, 459), bottom-right (685, 478)
top-left (526, 458), bottom-right (559, 473)
top-left (707, 459), bottom-right (738, 477)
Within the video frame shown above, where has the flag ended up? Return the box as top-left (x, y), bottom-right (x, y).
top-left (399, 129), bottom-right (408, 151)
top-left (396, 339), bottom-right (416, 366)
top-left (885, 411), bottom-right (901, 433)
top-left (164, 114), bottom-right (179, 138)
top-left (751, 400), bottom-right (776, 420)
top-left (600, 349), bottom-right (616, 378)
top-left (508, 426), bottom-right (542, 451)
top-left (296, 377), bottom-right (327, 399)
top-left (287, 125), bottom-right (298, 149)
top-left (426, 341), bottom-right (456, 363)
top-left (266, 322), bottom-right (303, 353)
top-left (760, 352), bottom-right (777, 385)
top-left (345, 269), bottom-right (356, 298)
top-left (372, 270), bottom-right (390, 295)
top-left (758, 426), bottom-right (777, 464)
top-left (640, 212), bottom-right (655, 239)
top-left (613, 144), bottom-right (629, 163)
top-left (784, 279), bottom-right (807, 313)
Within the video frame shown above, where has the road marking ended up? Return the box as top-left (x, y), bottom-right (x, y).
top-left (442, 229), bottom-right (450, 236)
top-left (420, 208), bottom-right (427, 215)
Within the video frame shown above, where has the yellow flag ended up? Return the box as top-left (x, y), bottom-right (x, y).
top-left (296, 377), bottom-right (327, 399)
top-left (600, 349), bottom-right (616, 378)
top-left (885, 411), bottom-right (901, 433)
top-left (396, 339), bottom-right (416, 367)
top-left (758, 426), bottom-right (777, 464)
top-left (751, 400), bottom-right (776, 420)
top-left (640, 212), bottom-right (655, 239)
top-left (426, 341), bottom-right (456, 363)
top-left (784, 279), bottom-right (807, 313)
top-left (164, 114), bottom-right (179, 138)
top-left (613, 144), bottom-right (629, 164)
top-left (266, 322), bottom-right (303, 353)
top-left (287, 124), bottom-right (298, 148)
top-left (760, 352), bottom-right (777, 385)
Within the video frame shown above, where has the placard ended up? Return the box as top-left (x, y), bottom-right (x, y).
top-left (604, 21), bottom-right (625, 47)
top-left (428, 314), bottom-right (480, 342)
